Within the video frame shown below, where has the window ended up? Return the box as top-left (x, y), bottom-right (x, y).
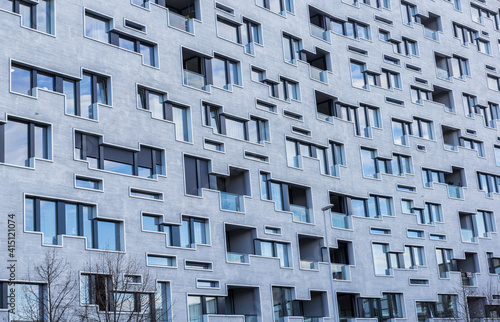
top-left (463, 93), bottom-right (478, 118)
top-left (360, 148), bottom-right (379, 178)
top-left (436, 248), bottom-right (457, 278)
top-left (379, 29), bottom-right (390, 41)
top-left (459, 137), bottom-right (485, 157)
top-left (495, 146), bottom-right (500, 166)
top-left (216, 17), bottom-right (240, 43)
top-left (0, 282), bottom-right (44, 320)
top-left (331, 18), bottom-right (370, 40)
top-left (350, 61), bottom-right (377, 90)
top-left (401, 2), bottom-right (417, 26)
top-left (402, 37), bottom-right (418, 56)
top-left (1, 118), bottom-right (49, 167)
top-left (477, 172), bottom-right (500, 195)
top-left (435, 54), bottom-right (453, 80)
top-left (137, 86), bottom-right (191, 142)
top-left (412, 118), bottom-right (434, 140)
top-left (254, 239), bottom-right (291, 267)
top-left (242, 18), bottom-right (262, 54)
top-left (410, 86), bottom-right (432, 104)
top-left (212, 55), bottom-right (241, 90)
top-left (477, 38), bottom-right (491, 54)
top-left (75, 176), bottom-right (102, 191)
top-left (403, 245), bottom-right (425, 269)
top-left (85, 11), bottom-right (157, 66)
top-left (1, 0), bottom-right (53, 34)
top-left (416, 203), bottom-right (443, 224)
top-left (286, 138), bottom-right (329, 174)
top-left (10, 63), bottom-right (110, 120)
top-left (392, 119), bottom-right (411, 146)
top-left (357, 293), bottom-right (404, 319)
top-left (280, 77), bottom-right (300, 101)
top-left (204, 104), bottom-right (269, 143)
top-left (488, 253), bottom-right (500, 275)
top-left (147, 255), bottom-right (175, 267)
top-left (75, 132), bottom-right (165, 178)
top-left (460, 211), bottom-right (494, 242)
top-left (272, 287), bottom-right (294, 320)
top-left (381, 69), bottom-right (401, 89)
top-left (352, 195), bottom-right (393, 218)
top-left (451, 55), bottom-right (470, 79)
top-left (422, 169), bottom-right (445, 187)
top-left (488, 74), bottom-right (500, 91)
top-left (282, 34), bottom-right (302, 65)
top-left (163, 217), bottom-right (208, 248)
top-left (453, 23), bottom-right (478, 46)
top-left (391, 153), bottom-right (413, 176)
top-left (25, 196), bottom-right (122, 250)
top-left (372, 243), bottom-right (402, 275)
top-left (407, 229), bottom-right (424, 238)
top-left (416, 295), bottom-right (459, 320)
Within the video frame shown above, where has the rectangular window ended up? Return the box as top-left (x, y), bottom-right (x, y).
top-left (451, 56), bottom-right (470, 79)
top-left (254, 240), bottom-right (291, 267)
top-left (488, 75), bottom-right (500, 91)
top-left (75, 176), bottom-right (102, 191)
top-left (282, 34), bottom-right (302, 65)
top-left (2, 118), bottom-right (49, 167)
top-left (381, 69), bottom-right (401, 89)
top-left (412, 118), bottom-right (434, 140)
top-left (242, 18), bottom-right (262, 54)
top-left (212, 55), bottom-right (241, 90)
top-left (85, 12), bottom-right (110, 43)
top-left (361, 148), bottom-right (378, 178)
top-left (392, 120), bottom-right (411, 146)
top-left (477, 172), bottom-right (500, 195)
top-left (147, 255), bottom-right (175, 267)
top-left (403, 37), bottom-right (418, 56)
top-left (280, 77), bottom-right (300, 101)
top-left (2, 0), bottom-right (53, 34)
top-left (350, 61), bottom-right (367, 89)
top-left (372, 243), bottom-right (390, 275)
top-left (403, 245), bottom-right (425, 269)
top-left (216, 17), bottom-right (240, 43)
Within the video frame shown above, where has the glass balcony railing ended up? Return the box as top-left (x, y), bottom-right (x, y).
top-left (461, 272), bottom-right (477, 286)
top-left (300, 260), bottom-right (319, 270)
top-left (332, 212), bottom-right (351, 229)
top-left (183, 69), bottom-right (208, 91)
top-left (304, 317), bottom-right (322, 322)
top-left (424, 28), bottom-right (439, 41)
top-left (444, 143), bottom-right (458, 151)
top-left (220, 192), bottom-right (244, 212)
top-left (227, 252), bottom-right (248, 263)
top-left (461, 229), bottom-right (475, 243)
top-left (168, 11), bottom-right (194, 33)
top-left (245, 315), bottom-right (258, 322)
top-left (310, 24), bottom-right (330, 41)
top-left (310, 66), bottom-right (328, 83)
top-left (290, 204), bottom-right (311, 223)
top-left (436, 68), bottom-right (452, 81)
top-left (331, 263), bottom-right (350, 280)
top-left (448, 185), bottom-right (463, 199)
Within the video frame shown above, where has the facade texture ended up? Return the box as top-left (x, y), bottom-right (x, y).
top-left (1, 0), bottom-right (500, 321)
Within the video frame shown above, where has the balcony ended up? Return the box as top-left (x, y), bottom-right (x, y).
top-left (227, 252), bottom-right (249, 264)
top-left (183, 69), bottom-right (208, 91)
top-left (221, 192), bottom-right (244, 212)
top-left (331, 211), bottom-right (352, 229)
top-left (300, 260), bottom-right (319, 270)
top-left (310, 66), bottom-right (328, 83)
top-left (310, 24), bottom-right (330, 42)
top-left (168, 11), bottom-right (194, 33)
top-left (436, 68), bottom-right (452, 81)
top-left (448, 185), bottom-right (463, 199)
top-left (332, 264), bottom-right (351, 280)
top-left (424, 28), bottom-right (439, 41)
top-left (291, 204), bottom-right (311, 223)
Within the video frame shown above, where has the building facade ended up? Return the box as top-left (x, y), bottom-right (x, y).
top-left (1, 0), bottom-right (500, 321)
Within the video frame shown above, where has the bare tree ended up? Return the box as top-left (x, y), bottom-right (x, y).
top-left (77, 252), bottom-right (171, 322)
top-left (20, 249), bottom-right (78, 322)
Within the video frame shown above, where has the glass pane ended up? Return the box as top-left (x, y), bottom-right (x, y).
top-left (63, 79), bottom-right (76, 115)
top-left (351, 199), bottom-right (366, 216)
top-left (5, 120), bottom-right (29, 166)
top-left (193, 220), bottom-right (206, 244)
top-left (372, 244), bottom-right (388, 275)
top-left (85, 14), bottom-right (109, 42)
top-left (270, 182), bottom-right (283, 211)
top-left (140, 43), bottom-right (154, 66)
top-left (276, 243), bottom-right (289, 267)
top-left (40, 200), bottom-right (57, 245)
top-left (148, 92), bottom-right (164, 119)
top-left (19, 3), bottom-right (32, 28)
top-left (361, 149), bottom-right (377, 178)
top-left (188, 296), bottom-right (203, 322)
top-left (350, 62), bottom-right (365, 88)
top-left (142, 215), bottom-right (159, 231)
top-left (82, 206), bottom-right (93, 248)
top-left (379, 197), bottom-right (392, 216)
top-left (367, 196), bottom-right (378, 218)
top-left (217, 19), bottom-right (239, 43)
top-left (37, 0), bottom-right (51, 33)
top-left (34, 125), bottom-right (47, 159)
top-left (225, 118), bottom-right (246, 140)
top-left (97, 221), bottom-right (118, 250)
top-left (212, 57), bottom-right (227, 88)
top-left (0, 0), bottom-right (13, 11)
top-left (103, 160), bottom-right (133, 175)
top-left (180, 219), bottom-right (191, 248)
top-left (286, 140), bottom-right (298, 167)
top-left (25, 198), bottom-right (34, 231)
top-left (37, 73), bottom-right (54, 91)
top-left (65, 204), bottom-right (78, 236)
top-left (11, 65), bottom-right (32, 95)
top-left (80, 74), bottom-right (93, 119)
top-left (228, 61), bottom-right (239, 85)
top-left (173, 106), bottom-right (189, 141)
top-left (96, 77), bottom-right (107, 104)
top-left (12, 284), bottom-right (39, 321)
top-left (260, 241), bottom-right (274, 257)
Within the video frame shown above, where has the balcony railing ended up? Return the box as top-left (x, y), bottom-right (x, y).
top-left (461, 228), bottom-right (475, 243)
top-left (332, 212), bottom-right (351, 229)
top-left (444, 143), bottom-right (458, 151)
top-left (461, 272), bottom-right (477, 286)
top-left (310, 66), bottom-right (328, 83)
top-left (220, 192), bottom-right (244, 212)
top-left (310, 24), bottom-right (330, 42)
top-left (304, 318), bottom-right (322, 322)
top-left (168, 11), bottom-right (194, 33)
top-left (290, 204), bottom-right (311, 223)
top-left (424, 28), bottom-right (439, 41)
top-left (183, 69), bottom-right (208, 91)
top-left (436, 68), bottom-right (452, 81)
top-left (448, 185), bottom-right (463, 199)
top-left (300, 260), bottom-right (319, 270)
top-left (332, 263), bottom-right (351, 280)
top-left (227, 252), bottom-right (249, 263)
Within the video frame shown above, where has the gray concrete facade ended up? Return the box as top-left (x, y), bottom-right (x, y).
top-left (0, 0), bottom-right (500, 321)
